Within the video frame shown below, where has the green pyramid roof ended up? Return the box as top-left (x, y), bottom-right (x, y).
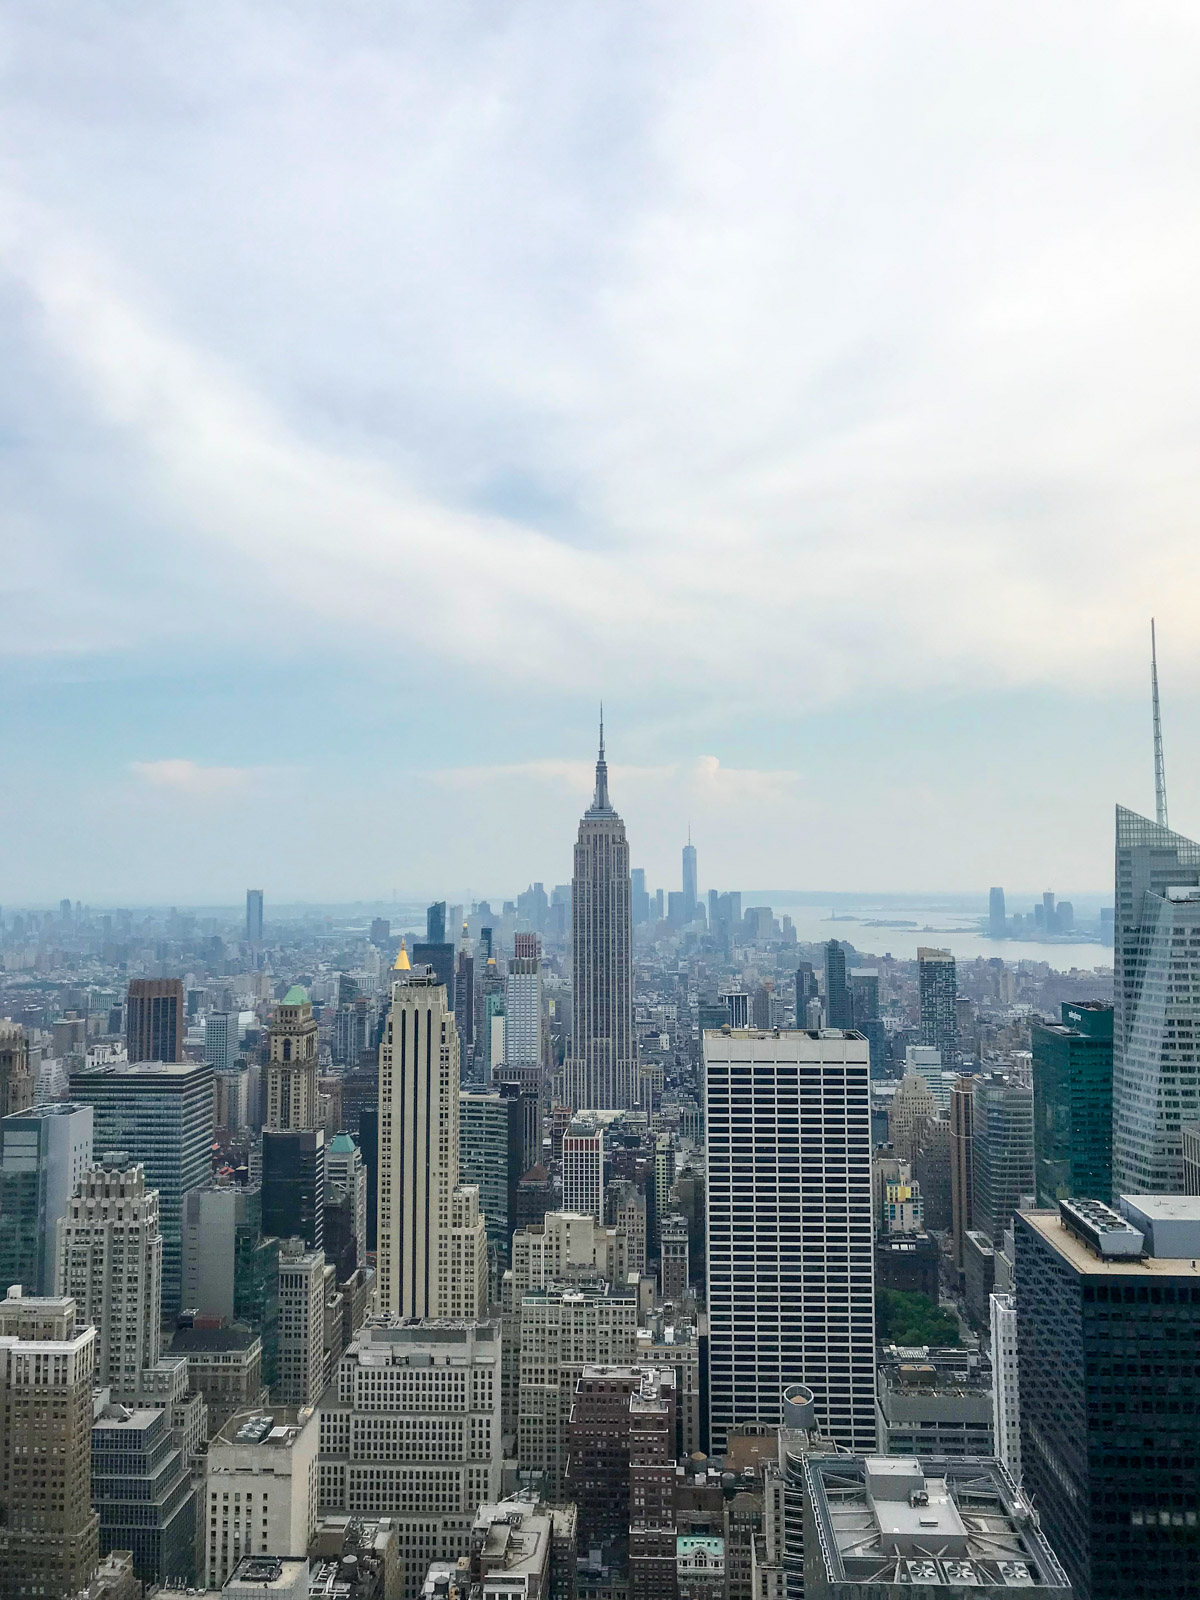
top-left (282, 985), bottom-right (309, 1005)
top-left (328, 1131), bottom-right (356, 1153)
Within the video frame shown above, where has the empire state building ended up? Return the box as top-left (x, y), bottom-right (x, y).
top-left (563, 721), bottom-right (638, 1111)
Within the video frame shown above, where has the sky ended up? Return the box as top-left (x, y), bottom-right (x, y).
top-left (3, 1), bottom-right (1200, 904)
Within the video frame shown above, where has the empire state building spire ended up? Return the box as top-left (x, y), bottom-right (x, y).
top-left (589, 706), bottom-right (613, 815)
top-left (563, 716), bottom-right (638, 1111)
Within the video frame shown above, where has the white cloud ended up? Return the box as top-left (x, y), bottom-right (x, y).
top-left (1, 1), bottom-right (1199, 710)
top-left (129, 760), bottom-right (270, 798)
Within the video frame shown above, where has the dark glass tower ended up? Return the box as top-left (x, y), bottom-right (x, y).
top-left (1032, 1000), bottom-right (1113, 1206)
top-left (918, 946), bottom-right (958, 1061)
top-left (1016, 1199), bottom-right (1200, 1600)
top-left (261, 1127), bottom-right (325, 1251)
top-left (823, 940), bottom-right (852, 1029)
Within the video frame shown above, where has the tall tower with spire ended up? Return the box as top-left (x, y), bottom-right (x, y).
top-left (563, 716), bottom-right (637, 1110)
top-left (682, 825), bottom-right (698, 923)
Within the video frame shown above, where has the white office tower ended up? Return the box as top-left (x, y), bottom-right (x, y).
top-left (55, 1157), bottom-right (162, 1399)
top-left (377, 968), bottom-right (488, 1321)
top-left (204, 1405), bottom-right (320, 1589)
top-left (703, 1027), bottom-right (875, 1453)
top-left (562, 722), bottom-right (638, 1111)
top-left (562, 1116), bottom-right (605, 1221)
top-left (518, 1283), bottom-right (638, 1497)
top-left (277, 1239), bottom-right (327, 1408)
top-left (504, 936), bottom-right (543, 1067)
top-left (989, 1291), bottom-right (1021, 1483)
top-left (325, 1133), bottom-right (367, 1272)
top-left (318, 1318), bottom-right (502, 1600)
top-left (1113, 806), bottom-right (1200, 1191)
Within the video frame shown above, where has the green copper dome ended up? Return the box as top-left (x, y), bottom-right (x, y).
top-left (281, 985), bottom-right (309, 1005)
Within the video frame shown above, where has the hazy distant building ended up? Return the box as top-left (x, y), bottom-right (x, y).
top-left (1032, 1001), bottom-right (1113, 1206)
top-left (704, 1028), bottom-right (875, 1453)
top-left (988, 886), bottom-right (1006, 938)
top-left (563, 723), bottom-right (637, 1111)
top-left (682, 837), bottom-right (698, 923)
top-left (246, 889), bottom-right (264, 945)
top-left (918, 948), bottom-right (958, 1062)
top-left (126, 979), bottom-right (184, 1064)
top-left (1113, 805), bottom-right (1200, 1192)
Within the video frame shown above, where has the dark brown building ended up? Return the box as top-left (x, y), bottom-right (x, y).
top-left (629, 1372), bottom-right (677, 1600)
top-left (0, 1024), bottom-right (34, 1119)
top-left (125, 979), bottom-right (184, 1064)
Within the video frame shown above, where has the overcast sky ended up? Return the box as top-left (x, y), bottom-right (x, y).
top-left (2, 1), bottom-right (1199, 904)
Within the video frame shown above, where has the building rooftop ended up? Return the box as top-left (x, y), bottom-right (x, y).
top-left (1119, 1193), bottom-right (1200, 1257)
top-left (212, 1405), bottom-right (316, 1451)
top-left (172, 1326), bottom-right (260, 1354)
top-left (804, 1455), bottom-right (1071, 1594)
top-left (327, 1131), bottom-right (356, 1153)
top-left (227, 1556), bottom-right (310, 1594)
top-left (1021, 1206), bottom-right (1200, 1275)
top-left (281, 986), bottom-right (309, 1006)
top-left (70, 1060), bottom-right (210, 1080)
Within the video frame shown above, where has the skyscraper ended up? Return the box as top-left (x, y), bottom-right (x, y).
top-left (454, 923), bottom-right (475, 1061)
top-left (949, 1076), bottom-right (974, 1275)
top-left (988, 886), bottom-right (1006, 939)
top-left (682, 832), bottom-right (698, 923)
top-left (265, 986), bottom-right (318, 1131)
top-left (504, 932), bottom-right (543, 1067)
top-left (69, 1060), bottom-right (214, 1316)
top-left (0, 1288), bottom-right (100, 1599)
top-left (126, 979), bottom-right (184, 1064)
top-left (1032, 1000), bottom-right (1113, 1205)
top-left (563, 720), bottom-right (637, 1111)
top-left (1016, 1196), bottom-right (1200, 1599)
top-left (376, 965), bottom-right (487, 1320)
top-left (703, 1027), bottom-right (875, 1453)
top-left (971, 1072), bottom-right (1034, 1245)
top-left (1113, 805), bottom-right (1200, 1192)
top-left (204, 1011), bottom-right (238, 1075)
top-left (918, 947), bottom-right (958, 1061)
top-left (822, 941), bottom-right (852, 1030)
top-left (562, 1116), bottom-right (605, 1221)
top-left (56, 1158), bottom-right (162, 1399)
top-left (246, 889), bottom-right (264, 945)
top-left (0, 1102), bottom-right (94, 1295)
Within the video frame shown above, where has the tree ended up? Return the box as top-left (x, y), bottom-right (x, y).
top-left (876, 1287), bottom-right (962, 1347)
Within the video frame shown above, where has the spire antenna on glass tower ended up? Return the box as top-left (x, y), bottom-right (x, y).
top-left (1152, 618), bottom-right (1169, 828)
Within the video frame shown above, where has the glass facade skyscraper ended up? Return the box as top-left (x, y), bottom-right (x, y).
top-left (1032, 1000), bottom-right (1113, 1205)
top-left (822, 940), bottom-right (852, 1030)
top-left (918, 946), bottom-right (958, 1062)
top-left (1113, 804), bottom-right (1200, 1192)
top-left (69, 1061), bottom-right (214, 1315)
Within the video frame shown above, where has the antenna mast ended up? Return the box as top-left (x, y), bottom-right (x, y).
top-left (1152, 618), bottom-right (1169, 828)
